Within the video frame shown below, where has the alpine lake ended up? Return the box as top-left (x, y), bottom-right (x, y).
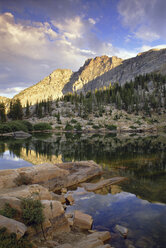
top-left (0, 132), bottom-right (166, 248)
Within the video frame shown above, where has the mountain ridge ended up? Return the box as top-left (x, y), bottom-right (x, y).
top-left (1, 48), bottom-right (166, 106)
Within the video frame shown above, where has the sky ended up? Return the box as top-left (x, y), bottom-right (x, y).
top-left (0, 0), bottom-right (166, 98)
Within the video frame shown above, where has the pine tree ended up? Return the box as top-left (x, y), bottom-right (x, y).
top-left (25, 100), bottom-right (30, 117)
top-left (13, 99), bottom-right (23, 120)
top-left (0, 102), bottom-right (6, 122)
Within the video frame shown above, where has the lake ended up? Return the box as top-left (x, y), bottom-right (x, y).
top-left (0, 132), bottom-right (166, 248)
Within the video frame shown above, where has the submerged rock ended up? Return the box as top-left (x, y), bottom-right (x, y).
top-left (115, 224), bottom-right (128, 238)
top-left (81, 177), bottom-right (126, 192)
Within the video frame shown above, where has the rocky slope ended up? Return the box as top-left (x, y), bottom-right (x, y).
top-left (1, 48), bottom-right (166, 106)
top-left (0, 96), bottom-right (11, 109)
top-left (13, 69), bottom-right (73, 107)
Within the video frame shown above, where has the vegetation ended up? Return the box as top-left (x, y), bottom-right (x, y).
top-left (15, 174), bottom-right (32, 186)
top-left (21, 198), bottom-right (44, 227)
top-left (25, 101), bottom-right (30, 118)
top-left (21, 198), bottom-right (45, 239)
top-left (65, 122), bottom-right (73, 131)
top-left (0, 203), bottom-right (18, 219)
top-left (0, 121), bottom-right (30, 133)
top-left (33, 122), bottom-right (52, 131)
top-left (8, 99), bottom-right (23, 120)
top-left (0, 103), bottom-right (6, 122)
top-left (0, 228), bottom-right (32, 248)
top-left (105, 124), bottom-right (117, 130)
top-left (57, 73), bottom-right (166, 118)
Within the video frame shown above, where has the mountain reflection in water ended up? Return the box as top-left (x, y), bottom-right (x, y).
top-left (0, 133), bottom-right (166, 247)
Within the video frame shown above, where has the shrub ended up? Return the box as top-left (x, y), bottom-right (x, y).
top-left (92, 124), bottom-right (100, 129)
top-left (70, 118), bottom-right (77, 124)
top-left (106, 124), bottom-right (117, 130)
top-left (21, 198), bottom-right (44, 228)
top-left (0, 124), bottom-right (12, 133)
top-left (74, 123), bottom-right (82, 131)
top-left (15, 174), bottom-right (32, 186)
top-left (0, 228), bottom-right (32, 248)
top-left (8, 121), bottom-right (28, 132)
top-left (0, 203), bottom-right (18, 219)
top-left (65, 122), bottom-right (73, 131)
top-left (21, 120), bottom-right (33, 131)
top-left (34, 122), bottom-right (52, 131)
top-left (129, 126), bottom-right (137, 129)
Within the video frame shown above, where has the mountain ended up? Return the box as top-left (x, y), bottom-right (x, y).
top-left (0, 96), bottom-right (11, 109)
top-left (13, 69), bottom-right (73, 107)
top-left (2, 48), bottom-right (166, 106)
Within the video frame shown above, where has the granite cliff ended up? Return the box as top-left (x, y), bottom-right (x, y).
top-left (1, 48), bottom-right (166, 106)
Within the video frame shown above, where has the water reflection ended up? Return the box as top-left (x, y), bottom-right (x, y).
top-left (0, 133), bottom-right (166, 203)
top-left (66, 187), bottom-right (166, 248)
top-left (0, 133), bottom-right (166, 247)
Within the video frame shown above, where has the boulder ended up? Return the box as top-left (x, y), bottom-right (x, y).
top-left (82, 177), bottom-right (126, 192)
top-left (0, 184), bottom-right (52, 200)
top-left (73, 210), bottom-right (93, 230)
top-left (0, 169), bottom-right (19, 190)
top-left (0, 215), bottom-right (27, 239)
top-left (18, 163), bottom-right (69, 185)
top-left (88, 231), bottom-right (111, 242)
top-left (41, 200), bottom-right (70, 233)
top-left (66, 194), bottom-right (74, 205)
top-left (0, 161), bottom-right (101, 191)
top-left (52, 161), bottom-right (102, 191)
top-left (0, 196), bottom-right (21, 212)
top-left (51, 192), bottom-right (66, 204)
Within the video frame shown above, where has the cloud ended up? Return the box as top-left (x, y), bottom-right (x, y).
top-left (0, 11), bottom-right (123, 97)
top-left (118, 0), bottom-right (166, 42)
top-left (0, 87), bottom-right (26, 98)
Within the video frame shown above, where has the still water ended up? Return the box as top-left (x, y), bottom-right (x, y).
top-left (0, 132), bottom-right (166, 248)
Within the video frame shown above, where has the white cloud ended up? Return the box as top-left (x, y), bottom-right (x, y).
top-left (88, 18), bottom-right (96, 25)
top-left (118, 0), bottom-right (166, 42)
top-left (0, 87), bottom-right (26, 98)
top-left (135, 26), bottom-right (160, 42)
top-left (0, 11), bottom-right (150, 98)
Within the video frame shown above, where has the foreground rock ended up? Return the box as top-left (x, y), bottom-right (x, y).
top-left (40, 200), bottom-right (70, 236)
top-left (0, 215), bottom-right (27, 239)
top-left (74, 231), bottom-right (111, 248)
top-left (49, 161), bottom-right (102, 191)
top-left (0, 161), bottom-right (101, 190)
top-left (0, 184), bottom-right (52, 200)
top-left (81, 177), bottom-right (126, 192)
top-left (73, 210), bottom-right (93, 230)
top-left (0, 196), bottom-right (21, 212)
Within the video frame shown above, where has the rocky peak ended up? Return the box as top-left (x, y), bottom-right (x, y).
top-left (65, 55), bottom-right (123, 92)
top-left (1, 48), bottom-right (166, 107)
top-left (13, 69), bottom-right (73, 107)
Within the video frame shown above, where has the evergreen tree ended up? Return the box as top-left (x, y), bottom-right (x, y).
top-left (0, 102), bottom-right (6, 122)
top-left (25, 100), bottom-right (30, 117)
top-left (8, 99), bottom-right (23, 120)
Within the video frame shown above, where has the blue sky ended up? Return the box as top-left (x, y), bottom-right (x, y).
top-left (0, 0), bottom-right (166, 97)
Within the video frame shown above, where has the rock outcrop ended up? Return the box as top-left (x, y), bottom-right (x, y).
top-left (0, 161), bottom-right (101, 191)
top-left (2, 48), bottom-right (166, 107)
top-left (73, 210), bottom-right (93, 230)
top-left (0, 215), bottom-right (27, 239)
